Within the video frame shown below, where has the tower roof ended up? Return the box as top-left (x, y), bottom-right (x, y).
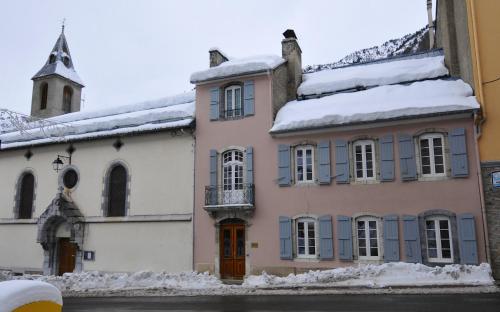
top-left (32, 29), bottom-right (84, 86)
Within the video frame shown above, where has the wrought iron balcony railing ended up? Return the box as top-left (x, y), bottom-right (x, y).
top-left (204, 184), bottom-right (255, 207)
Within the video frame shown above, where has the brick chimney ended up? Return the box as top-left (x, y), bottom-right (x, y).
top-left (281, 29), bottom-right (302, 101)
top-left (209, 48), bottom-right (229, 67)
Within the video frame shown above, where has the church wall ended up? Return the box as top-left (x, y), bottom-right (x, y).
top-left (0, 130), bottom-right (194, 273)
top-left (82, 221), bottom-right (192, 272)
top-left (0, 224), bottom-right (43, 272)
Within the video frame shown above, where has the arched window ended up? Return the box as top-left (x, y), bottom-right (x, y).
top-left (40, 83), bottom-right (48, 110)
top-left (18, 173), bottom-right (35, 219)
top-left (222, 150), bottom-right (244, 204)
top-left (107, 165), bottom-right (127, 217)
top-left (49, 54), bottom-right (56, 64)
top-left (63, 86), bottom-right (73, 113)
top-left (425, 216), bottom-right (453, 263)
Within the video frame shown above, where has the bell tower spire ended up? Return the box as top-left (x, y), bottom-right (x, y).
top-left (30, 26), bottom-right (84, 118)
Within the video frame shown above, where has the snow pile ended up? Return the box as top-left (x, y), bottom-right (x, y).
top-left (3, 271), bottom-right (224, 292)
top-left (243, 263), bottom-right (494, 289)
top-left (298, 55), bottom-right (448, 96)
top-left (191, 55), bottom-right (285, 83)
top-left (0, 280), bottom-right (62, 311)
top-left (271, 79), bottom-right (479, 133)
top-left (0, 92), bottom-right (195, 149)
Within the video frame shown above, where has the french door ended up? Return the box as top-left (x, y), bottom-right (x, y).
top-left (220, 224), bottom-right (245, 279)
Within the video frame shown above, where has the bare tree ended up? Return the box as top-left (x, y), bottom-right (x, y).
top-left (0, 108), bottom-right (72, 141)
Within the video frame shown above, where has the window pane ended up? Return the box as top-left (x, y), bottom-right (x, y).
top-left (236, 229), bottom-right (245, 257)
top-left (234, 88), bottom-right (241, 116)
top-left (359, 247), bottom-right (366, 256)
top-left (435, 164), bottom-right (444, 174)
top-left (440, 229), bottom-right (450, 239)
top-left (428, 248), bottom-right (437, 258)
top-left (223, 229), bottom-right (231, 257)
top-left (366, 169), bottom-right (373, 178)
top-left (369, 221), bottom-right (377, 230)
top-left (428, 239), bottom-right (437, 249)
top-left (370, 238), bottom-right (378, 248)
top-left (358, 238), bottom-right (366, 247)
top-left (309, 246), bottom-right (316, 255)
top-left (439, 220), bottom-right (449, 230)
top-left (298, 246), bottom-right (305, 255)
top-left (441, 239), bottom-right (450, 249)
top-left (426, 220), bottom-right (435, 230)
top-left (226, 89), bottom-right (233, 117)
top-left (371, 248), bottom-right (378, 257)
top-left (442, 249), bottom-right (451, 259)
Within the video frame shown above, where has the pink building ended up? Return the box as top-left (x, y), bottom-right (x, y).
top-left (191, 30), bottom-right (486, 280)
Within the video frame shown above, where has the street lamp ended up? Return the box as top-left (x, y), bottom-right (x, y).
top-left (52, 155), bottom-right (71, 172)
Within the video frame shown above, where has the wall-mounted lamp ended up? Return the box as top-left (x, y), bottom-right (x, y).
top-left (52, 154), bottom-right (71, 172)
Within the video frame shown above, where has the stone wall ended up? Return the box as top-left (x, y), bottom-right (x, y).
top-left (482, 162), bottom-right (500, 279)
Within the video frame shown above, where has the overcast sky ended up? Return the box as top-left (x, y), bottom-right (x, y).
top-left (0, 0), bottom-right (435, 114)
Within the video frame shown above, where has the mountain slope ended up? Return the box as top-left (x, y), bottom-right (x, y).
top-left (304, 25), bottom-right (430, 73)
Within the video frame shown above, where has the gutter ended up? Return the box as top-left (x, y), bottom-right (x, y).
top-left (269, 109), bottom-right (477, 136)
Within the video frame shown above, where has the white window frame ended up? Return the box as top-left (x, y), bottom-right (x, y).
top-left (425, 216), bottom-right (454, 263)
top-left (224, 85), bottom-right (243, 118)
top-left (356, 216), bottom-right (382, 261)
top-left (295, 217), bottom-right (318, 259)
top-left (295, 145), bottom-right (315, 183)
top-left (353, 140), bottom-right (376, 181)
top-left (222, 150), bottom-right (244, 191)
top-left (419, 133), bottom-right (446, 178)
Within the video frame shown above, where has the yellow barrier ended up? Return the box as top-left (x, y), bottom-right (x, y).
top-left (0, 280), bottom-right (63, 312)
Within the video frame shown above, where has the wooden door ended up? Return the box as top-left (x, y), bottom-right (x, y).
top-left (220, 224), bottom-right (245, 279)
top-left (58, 238), bottom-right (77, 276)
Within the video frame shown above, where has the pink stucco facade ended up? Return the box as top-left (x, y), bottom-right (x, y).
top-left (193, 72), bottom-right (487, 276)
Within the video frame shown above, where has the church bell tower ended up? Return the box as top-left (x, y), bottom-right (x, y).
top-left (30, 26), bottom-right (84, 118)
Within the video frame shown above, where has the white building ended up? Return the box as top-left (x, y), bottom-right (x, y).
top-left (0, 30), bottom-right (194, 275)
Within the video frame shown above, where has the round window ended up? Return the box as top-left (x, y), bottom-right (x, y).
top-left (63, 169), bottom-right (78, 189)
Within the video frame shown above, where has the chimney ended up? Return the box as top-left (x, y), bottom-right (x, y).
top-left (209, 48), bottom-right (229, 67)
top-left (281, 29), bottom-right (302, 101)
top-left (427, 0), bottom-right (435, 49)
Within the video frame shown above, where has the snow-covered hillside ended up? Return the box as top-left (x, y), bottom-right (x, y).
top-left (304, 26), bottom-right (430, 73)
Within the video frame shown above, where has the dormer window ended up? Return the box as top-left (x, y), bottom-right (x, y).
top-left (224, 85), bottom-right (242, 118)
top-left (63, 56), bottom-right (70, 67)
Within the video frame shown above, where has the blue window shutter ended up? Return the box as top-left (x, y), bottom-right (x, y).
top-left (380, 135), bottom-right (395, 182)
top-left (209, 150), bottom-right (218, 205)
top-left (318, 140), bottom-right (331, 185)
top-left (458, 213), bottom-right (478, 265)
top-left (383, 215), bottom-right (400, 262)
top-left (279, 216), bottom-right (292, 260)
top-left (246, 146), bottom-right (254, 184)
top-left (278, 144), bottom-right (291, 186)
top-left (319, 215), bottom-right (334, 260)
top-left (210, 88), bottom-right (219, 121)
top-left (337, 215), bottom-right (353, 260)
top-left (243, 81), bottom-right (255, 116)
top-left (402, 215), bottom-right (422, 263)
top-left (449, 128), bottom-right (469, 178)
top-left (398, 134), bottom-right (417, 181)
top-left (335, 139), bottom-right (350, 184)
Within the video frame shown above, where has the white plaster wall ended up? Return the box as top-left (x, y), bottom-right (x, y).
top-left (0, 224), bottom-right (44, 270)
top-left (0, 131), bottom-right (194, 273)
top-left (82, 221), bottom-right (192, 272)
top-left (0, 132), bottom-right (194, 218)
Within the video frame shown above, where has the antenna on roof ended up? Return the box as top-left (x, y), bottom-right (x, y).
top-left (61, 18), bottom-right (66, 34)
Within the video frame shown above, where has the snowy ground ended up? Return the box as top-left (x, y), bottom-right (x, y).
top-left (0, 263), bottom-right (496, 297)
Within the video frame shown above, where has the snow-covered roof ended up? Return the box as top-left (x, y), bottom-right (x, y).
top-left (298, 53), bottom-right (448, 96)
top-left (191, 55), bottom-right (285, 83)
top-left (32, 31), bottom-right (84, 86)
top-left (0, 92), bottom-right (195, 150)
top-left (271, 79), bottom-right (479, 133)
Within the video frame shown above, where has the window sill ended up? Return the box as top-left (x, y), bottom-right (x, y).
top-left (354, 259), bottom-right (384, 265)
top-left (427, 258), bottom-right (454, 264)
top-left (352, 179), bottom-right (380, 185)
top-left (294, 257), bottom-right (320, 263)
top-left (418, 175), bottom-right (449, 182)
top-left (294, 181), bottom-right (317, 187)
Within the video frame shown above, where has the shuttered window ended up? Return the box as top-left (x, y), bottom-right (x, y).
top-left (356, 217), bottom-right (381, 260)
top-left (18, 173), bottom-right (35, 219)
top-left (224, 85), bottom-right (243, 118)
top-left (107, 165), bottom-right (127, 217)
top-left (419, 134), bottom-right (445, 177)
top-left (295, 146), bottom-right (314, 183)
top-left (425, 217), bottom-right (453, 263)
top-left (353, 140), bottom-right (376, 181)
top-left (296, 218), bottom-right (317, 258)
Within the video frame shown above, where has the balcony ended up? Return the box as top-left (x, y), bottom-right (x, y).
top-left (204, 184), bottom-right (255, 217)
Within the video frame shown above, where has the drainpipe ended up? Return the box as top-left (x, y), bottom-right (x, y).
top-left (473, 111), bottom-right (491, 264)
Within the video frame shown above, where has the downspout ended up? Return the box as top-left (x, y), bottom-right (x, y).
top-left (473, 111), bottom-right (491, 264)
top-left (467, 0), bottom-right (486, 138)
